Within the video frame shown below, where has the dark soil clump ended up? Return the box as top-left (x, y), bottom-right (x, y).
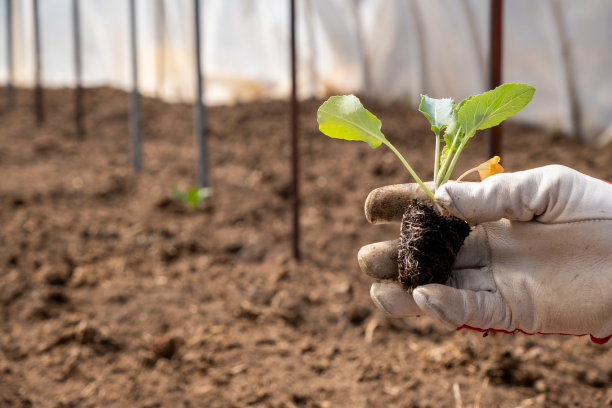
top-left (398, 200), bottom-right (471, 290)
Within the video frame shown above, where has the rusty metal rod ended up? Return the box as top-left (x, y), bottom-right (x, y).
top-left (487, 0), bottom-right (503, 158)
top-left (290, 0), bottom-right (300, 260)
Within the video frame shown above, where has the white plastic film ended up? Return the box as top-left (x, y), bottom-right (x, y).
top-left (0, 0), bottom-right (611, 143)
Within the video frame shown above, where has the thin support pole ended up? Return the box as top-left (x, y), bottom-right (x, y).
top-left (409, 0), bottom-right (428, 94)
top-left (549, 0), bottom-right (582, 140)
top-left (193, 0), bottom-right (207, 187)
top-left (155, 0), bottom-right (166, 98)
top-left (129, 0), bottom-right (141, 172)
top-left (33, 0), bottom-right (44, 125)
top-left (351, 0), bottom-right (370, 94)
top-left (289, 0), bottom-right (300, 260)
top-left (303, 0), bottom-right (318, 96)
top-left (72, 0), bottom-right (85, 138)
top-left (487, 0), bottom-right (503, 158)
top-left (5, 0), bottom-right (14, 111)
top-left (459, 0), bottom-right (485, 88)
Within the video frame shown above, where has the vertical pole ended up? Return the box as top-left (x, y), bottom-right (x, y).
top-left (193, 0), bottom-right (207, 188)
top-left (129, 0), bottom-right (141, 172)
top-left (549, 0), bottom-right (582, 140)
top-left (351, 0), bottom-right (370, 94)
top-left (72, 0), bottom-right (84, 137)
top-left (459, 0), bottom-right (485, 88)
top-left (487, 0), bottom-right (503, 158)
top-left (303, 0), bottom-right (318, 96)
top-left (155, 0), bottom-right (165, 98)
top-left (409, 0), bottom-right (428, 94)
top-left (289, 0), bottom-right (300, 260)
top-left (33, 0), bottom-right (44, 125)
top-left (5, 0), bottom-right (14, 111)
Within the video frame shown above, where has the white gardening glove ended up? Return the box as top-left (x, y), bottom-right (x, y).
top-left (359, 165), bottom-right (612, 343)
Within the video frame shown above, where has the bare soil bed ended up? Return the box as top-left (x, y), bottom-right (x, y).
top-left (1, 87), bottom-right (612, 407)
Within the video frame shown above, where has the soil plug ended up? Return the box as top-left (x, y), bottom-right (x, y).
top-left (398, 200), bottom-right (471, 288)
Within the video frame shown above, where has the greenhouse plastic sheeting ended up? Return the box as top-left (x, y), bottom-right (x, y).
top-left (1, 0), bottom-right (612, 143)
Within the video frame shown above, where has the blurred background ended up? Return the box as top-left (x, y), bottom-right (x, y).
top-left (2, 1), bottom-right (612, 407)
top-left (2, 0), bottom-right (612, 142)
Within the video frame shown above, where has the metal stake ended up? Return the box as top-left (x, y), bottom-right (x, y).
top-left (129, 0), bottom-right (141, 172)
top-left (193, 0), bottom-right (207, 188)
top-left (290, 0), bottom-right (300, 260)
top-left (72, 0), bottom-right (85, 137)
top-left (351, 0), bottom-right (370, 94)
top-left (487, 0), bottom-right (503, 158)
top-left (409, 0), bottom-right (428, 94)
top-left (549, 0), bottom-right (582, 140)
top-left (155, 0), bottom-right (166, 98)
top-left (5, 0), bottom-right (14, 111)
top-left (33, 0), bottom-right (44, 124)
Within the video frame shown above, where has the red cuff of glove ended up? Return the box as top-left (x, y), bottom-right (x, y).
top-left (457, 325), bottom-right (611, 344)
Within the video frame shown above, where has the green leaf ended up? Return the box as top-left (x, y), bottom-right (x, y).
top-left (442, 108), bottom-right (459, 144)
top-left (172, 186), bottom-right (186, 201)
top-left (317, 95), bottom-right (387, 149)
top-left (185, 188), bottom-right (201, 208)
top-left (418, 95), bottom-right (454, 135)
top-left (172, 186), bottom-right (211, 209)
top-left (439, 109), bottom-right (461, 156)
top-left (440, 130), bottom-right (460, 168)
top-left (457, 83), bottom-right (535, 137)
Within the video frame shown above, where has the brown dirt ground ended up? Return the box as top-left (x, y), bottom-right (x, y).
top-left (1, 87), bottom-right (612, 408)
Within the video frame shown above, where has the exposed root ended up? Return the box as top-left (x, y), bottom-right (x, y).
top-left (398, 200), bottom-right (471, 290)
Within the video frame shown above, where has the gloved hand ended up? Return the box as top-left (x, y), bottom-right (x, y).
top-left (359, 165), bottom-right (612, 343)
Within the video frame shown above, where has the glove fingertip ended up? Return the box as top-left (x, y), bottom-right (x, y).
top-left (357, 240), bottom-right (399, 280)
top-left (365, 183), bottom-right (437, 224)
top-left (370, 281), bottom-right (421, 317)
top-left (413, 285), bottom-right (463, 330)
top-left (435, 182), bottom-right (467, 218)
top-left (364, 188), bottom-right (382, 224)
top-left (370, 282), bottom-right (392, 315)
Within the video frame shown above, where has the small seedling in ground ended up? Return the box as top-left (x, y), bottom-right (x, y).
top-left (172, 186), bottom-right (211, 210)
top-left (317, 83), bottom-right (535, 290)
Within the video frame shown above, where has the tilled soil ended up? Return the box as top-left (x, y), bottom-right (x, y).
top-left (1, 87), bottom-right (612, 408)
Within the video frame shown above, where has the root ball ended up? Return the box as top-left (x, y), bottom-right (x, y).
top-left (398, 201), bottom-right (471, 290)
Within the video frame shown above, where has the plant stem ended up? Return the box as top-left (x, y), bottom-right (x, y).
top-left (441, 137), bottom-right (470, 184)
top-left (383, 140), bottom-right (436, 202)
top-left (433, 131), bottom-right (440, 186)
top-left (455, 166), bottom-right (479, 182)
top-left (436, 130), bottom-right (461, 188)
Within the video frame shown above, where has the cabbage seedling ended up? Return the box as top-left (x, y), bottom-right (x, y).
top-left (172, 186), bottom-right (211, 210)
top-left (317, 83), bottom-right (534, 289)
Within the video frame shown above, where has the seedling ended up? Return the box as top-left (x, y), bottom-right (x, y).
top-left (317, 83), bottom-right (535, 289)
top-left (172, 186), bottom-right (211, 210)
